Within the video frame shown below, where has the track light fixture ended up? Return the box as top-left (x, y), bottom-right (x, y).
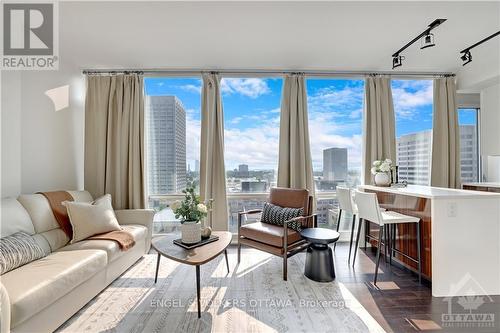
top-left (460, 31), bottom-right (500, 66)
top-left (391, 19), bottom-right (447, 69)
top-left (392, 55), bottom-right (404, 69)
top-left (421, 33), bottom-right (435, 49)
top-left (460, 50), bottom-right (472, 66)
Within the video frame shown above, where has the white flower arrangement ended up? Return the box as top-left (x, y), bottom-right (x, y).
top-left (371, 159), bottom-right (393, 175)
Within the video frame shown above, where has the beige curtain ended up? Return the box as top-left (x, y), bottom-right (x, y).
top-left (277, 74), bottom-right (315, 200)
top-left (200, 73), bottom-right (228, 231)
top-left (84, 74), bottom-right (146, 209)
top-left (431, 77), bottom-right (461, 188)
top-left (363, 76), bottom-right (396, 185)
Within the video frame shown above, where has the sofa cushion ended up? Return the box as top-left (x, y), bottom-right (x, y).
top-left (0, 232), bottom-right (47, 274)
top-left (1, 198), bottom-right (35, 238)
top-left (240, 222), bottom-right (302, 247)
top-left (56, 224), bottom-right (147, 263)
top-left (1, 249), bottom-right (106, 327)
top-left (65, 194), bottom-right (121, 243)
top-left (261, 202), bottom-right (304, 231)
top-left (17, 191), bottom-right (93, 251)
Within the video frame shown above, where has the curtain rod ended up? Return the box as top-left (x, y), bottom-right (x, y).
top-left (81, 68), bottom-right (455, 78)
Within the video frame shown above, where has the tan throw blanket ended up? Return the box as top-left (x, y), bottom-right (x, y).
top-left (38, 191), bottom-right (74, 238)
top-left (38, 191), bottom-right (135, 251)
top-left (89, 231), bottom-right (135, 250)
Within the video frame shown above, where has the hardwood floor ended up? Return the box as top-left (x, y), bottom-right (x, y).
top-left (331, 242), bottom-right (500, 333)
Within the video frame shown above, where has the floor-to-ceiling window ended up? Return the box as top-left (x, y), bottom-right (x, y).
top-left (144, 77), bottom-right (202, 233)
top-left (221, 77), bottom-right (283, 233)
top-left (393, 80), bottom-right (434, 185)
top-left (306, 79), bottom-right (364, 231)
top-left (458, 108), bottom-right (480, 183)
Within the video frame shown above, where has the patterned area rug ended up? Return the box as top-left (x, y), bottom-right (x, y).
top-left (58, 249), bottom-right (386, 333)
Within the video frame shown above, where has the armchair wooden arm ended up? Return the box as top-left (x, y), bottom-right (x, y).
top-left (282, 214), bottom-right (317, 254)
top-left (237, 209), bottom-right (263, 233)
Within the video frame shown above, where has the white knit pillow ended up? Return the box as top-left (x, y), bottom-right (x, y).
top-left (65, 194), bottom-right (121, 243)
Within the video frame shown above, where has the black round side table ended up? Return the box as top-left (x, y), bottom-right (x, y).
top-left (300, 228), bottom-right (340, 282)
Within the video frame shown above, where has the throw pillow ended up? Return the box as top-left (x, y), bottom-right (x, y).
top-left (0, 231), bottom-right (46, 275)
top-left (65, 194), bottom-right (121, 243)
top-left (261, 202), bottom-right (304, 231)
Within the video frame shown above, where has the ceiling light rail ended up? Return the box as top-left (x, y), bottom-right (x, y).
top-left (81, 69), bottom-right (454, 79)
top-left (392, 19), bottom-right (447, 69)
top-left (460, 30), bottom-right (500, 66)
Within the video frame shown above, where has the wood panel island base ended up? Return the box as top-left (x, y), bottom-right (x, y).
top-left (358, 185), bottom-right (500, 297)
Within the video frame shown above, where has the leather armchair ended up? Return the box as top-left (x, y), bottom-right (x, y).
top-left (237, 187), bottom-right (317, 280)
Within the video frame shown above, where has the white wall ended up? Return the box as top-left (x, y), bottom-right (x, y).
top-left (0, 65), bottom-right (85, 196)
top-left (480, 83), bottom-right (500, 157)
top-left (1, 72), bottom-right (22, 197)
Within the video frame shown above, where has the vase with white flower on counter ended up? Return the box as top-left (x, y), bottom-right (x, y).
top-left (171, 185), bottom-right (208, 244)
top-left (371, 159), bottom-right (393, 187)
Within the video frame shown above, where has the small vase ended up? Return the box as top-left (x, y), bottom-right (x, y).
top-left (374, 172), bottom-right (391, 187)
top-left (181, 221), bottom-right (201, 244)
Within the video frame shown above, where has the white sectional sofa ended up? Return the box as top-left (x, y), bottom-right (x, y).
top-left (0, 191), bottom-right (154, 333)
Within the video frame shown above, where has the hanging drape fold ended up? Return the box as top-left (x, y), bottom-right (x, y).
top-left (84, 74), bottom-right (146, 209)
top-left (431, 77), bottom-right (461, 188)
top-left (362, 76), bottom-right (397, 185)
top-left (277, 74), bottom-right (315, 203)
top-left (199, 73), bottom-right (229, 230)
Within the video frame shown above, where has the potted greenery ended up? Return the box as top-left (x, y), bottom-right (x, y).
top-left (171, 185), bottom-right (208, 244)
top-left (371, 159), bottom-right (393, 186)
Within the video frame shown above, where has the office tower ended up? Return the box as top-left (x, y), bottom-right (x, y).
top-left (323, 148), bottom-right (348, 181)
top-left (238, 164), bottom-right (250, 177)
top-left (195, 160), bottom-right (200, 173)
top-left (146, 96), bottom-right (186, 194)
top-left (241, 180), bottom-right (267, 192)
top-left (396, 126), bottom-right (478, 185)
top-left (459, 125), bottom-right (479, 183)
top-left (396, 130), bottom-right (431, 185)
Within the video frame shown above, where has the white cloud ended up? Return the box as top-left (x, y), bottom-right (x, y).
top-left (392, 80), bottom-right (433, 119)
top-left (180, 84), bottom-right (202, 94)
top-left (221, 78), bottom-right (270, 98)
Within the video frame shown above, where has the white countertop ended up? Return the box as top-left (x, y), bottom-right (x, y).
top-left (463, 182), bottom-right (500, 189)
top-left (358, 184), bottom-right (500, 199)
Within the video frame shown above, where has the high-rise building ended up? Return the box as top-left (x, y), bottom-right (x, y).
top-left (146, 96), bottom-right (186, 194)
top-left (459, 125), bottom-right (479, 183)
top-left (238, 164), bottom-right (250, 177)
top-left (323, 148), bottom-right (348, 181)
top-left (396, 130), bottom-right (431, 185)
top-left (396, 125), bottom-right (478, 185)
top-left (194, 160), bottom-right (200, 173)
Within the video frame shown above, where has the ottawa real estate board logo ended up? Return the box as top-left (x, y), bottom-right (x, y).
top-left (1, 2), bottom-right (58, 70)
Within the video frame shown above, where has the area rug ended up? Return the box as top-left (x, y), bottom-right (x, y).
top-left (57, 248), bottom-right (386, 333)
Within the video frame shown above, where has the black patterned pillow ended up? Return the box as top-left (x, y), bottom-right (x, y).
top-left (261, 203), bottom-right (304, 231)
top-left (0, 232), bottom-right (46, 275)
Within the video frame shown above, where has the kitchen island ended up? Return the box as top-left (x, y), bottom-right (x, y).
top-left (358, 184), bottom-right (500, 297)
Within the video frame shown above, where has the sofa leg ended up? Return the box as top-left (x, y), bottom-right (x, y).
top-left (283, 256), bottom-right (288, 281)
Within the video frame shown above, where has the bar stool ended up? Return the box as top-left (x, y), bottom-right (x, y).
top-left (334, 187), bottom-right (357, 262)
top-left (352, 190), bottom-right (422, 285)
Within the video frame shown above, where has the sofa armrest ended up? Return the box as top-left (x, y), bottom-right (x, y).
top-left (115, 209), bottom-right (155, 253)
top-left (0, 282), bottom-right (10, 333)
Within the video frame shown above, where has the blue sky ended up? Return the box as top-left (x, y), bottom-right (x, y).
top-left (145, 77), bottom-right (476, 171)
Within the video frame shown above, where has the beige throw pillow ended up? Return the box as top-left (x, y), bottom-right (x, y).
top-left (65, 194), bottom-right (121, 243)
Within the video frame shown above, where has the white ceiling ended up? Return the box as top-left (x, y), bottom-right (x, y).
top-left (60, 1), bottom-right (500, 88)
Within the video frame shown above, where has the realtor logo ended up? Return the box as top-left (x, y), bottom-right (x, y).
top-left (1, 2), bottom-right (58, 69)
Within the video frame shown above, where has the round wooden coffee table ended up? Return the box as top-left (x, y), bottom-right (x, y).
top-left (152, 231), bottom-right (232, 318)
top-left (300, 228), bottom-right (340, 282)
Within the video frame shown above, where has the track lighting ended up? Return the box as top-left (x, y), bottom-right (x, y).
top-left (460, 31), bottom-right (500, 66)
top-left (420, 33), bottom-right (435, 49)
top-left (391, 19), bottom-right (447, 69)
top-left (392, 55), bottom-right (404, 69)
top-left (460, 50), bottom-right (472, 66)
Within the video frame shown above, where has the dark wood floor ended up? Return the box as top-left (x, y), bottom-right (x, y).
top-left (331, 242), bottom-right (500, 333)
